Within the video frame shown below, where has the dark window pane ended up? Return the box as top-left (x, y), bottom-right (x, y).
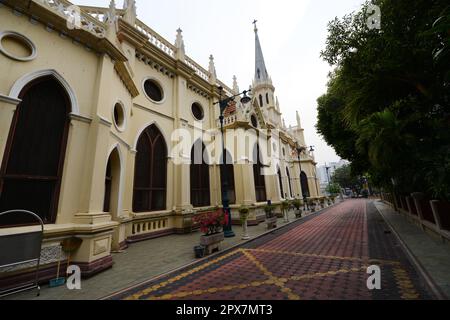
top-left (0, 76), bottom-right (70, 226)
top-left (133, 125), bottom-right (167, 212)
top-left (144, 80), bottom-right (163, 102)
top-left (190, 142), bottom-right (210, 207)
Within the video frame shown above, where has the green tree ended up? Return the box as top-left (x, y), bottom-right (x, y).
top-left (317, 0), bottom-right (450, 199)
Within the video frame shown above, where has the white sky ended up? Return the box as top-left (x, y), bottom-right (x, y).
top-left (76, 0), bottom-right (366, 166)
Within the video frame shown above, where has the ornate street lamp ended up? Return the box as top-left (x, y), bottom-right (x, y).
top-left (309, 146), bottom-right (320, 196)
top-left (295, 142), bottom-right (308, 211)
top-left (214, 86), bottom-right (252, 238)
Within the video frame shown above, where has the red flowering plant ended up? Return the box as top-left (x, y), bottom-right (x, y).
top-left (193, 209), bottom-right (228, 236)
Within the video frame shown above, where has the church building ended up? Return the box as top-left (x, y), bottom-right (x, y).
top-left (0, 0), bottom-right (321, 286)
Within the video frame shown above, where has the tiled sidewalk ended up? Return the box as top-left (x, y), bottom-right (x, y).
top-left (106, 200), bottom-right (434, 300)
top-left (5, 208), bottom-right (310, 300)
top-left (374, 201), bottom-right (450, 299)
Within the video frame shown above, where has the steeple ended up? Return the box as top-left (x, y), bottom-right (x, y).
top-left (253, 20), bottom-right (269, 83)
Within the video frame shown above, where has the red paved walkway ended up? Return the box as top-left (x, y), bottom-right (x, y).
top-left (107, 200), bottom-right (433, 300)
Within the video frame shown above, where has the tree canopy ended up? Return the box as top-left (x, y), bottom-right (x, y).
top-left (317, 0), bottom-right (450, 200)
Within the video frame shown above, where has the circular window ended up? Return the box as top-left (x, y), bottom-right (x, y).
top-left (143, 79), bottom-right (164, 103)
top-left (0, 31), bottom-right (37, 62)
top-left (191, 103), bottom-right (204, 121)
top-left (251, 115), bottom-right (258, 128)
top-left (113, 103), bottom-right (126, 131)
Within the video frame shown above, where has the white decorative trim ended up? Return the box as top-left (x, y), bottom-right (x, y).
top-left (141, 77), bottom-right (166, 105)
top-left (9, 69), bottom-right (80, 115)
top-left (112, 100), bottom-right (127, 133)
top-left (99, 115), bottom-right (113, 127)
top-left (0, 31), bottom-right (37, 62)
top-left (106, 144), bottom-right (126, 219)
top-left (69, 113), bottom-right (92, 124)
top-left (190, 100), bottom-right (205, 122)
top-left (0, 93), bottom-right (21, 105)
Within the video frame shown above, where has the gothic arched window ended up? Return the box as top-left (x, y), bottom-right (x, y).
top-left (253, 144), bottom-right (267, 202)
top-left (133, 125), bottom-right (167, 212)
top-left (278, 168), bottom-right (284, 199)
top-left (190, 141), bottom-right (210, 207)
top-left (0, 76), bottom-right (71, 225)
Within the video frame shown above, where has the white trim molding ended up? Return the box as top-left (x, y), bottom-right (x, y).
top-left (0, 93), bottom-right (21, 106)
top-left (0, 31), bottom-right (37, 62)
top-left (9, 69), bottom-right (80, 115)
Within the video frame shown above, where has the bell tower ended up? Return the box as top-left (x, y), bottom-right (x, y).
top-left (252, 21), bottom-right (282, 128)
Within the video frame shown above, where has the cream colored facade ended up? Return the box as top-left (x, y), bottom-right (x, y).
top-left (0, 0), bottom-right (321, 281)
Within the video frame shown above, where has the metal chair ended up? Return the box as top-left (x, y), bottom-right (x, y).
top-left (0, 210), bottom-right (44, 298)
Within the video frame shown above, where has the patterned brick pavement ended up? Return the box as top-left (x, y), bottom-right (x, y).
top-left (106, 200), bottom-right (434, 300)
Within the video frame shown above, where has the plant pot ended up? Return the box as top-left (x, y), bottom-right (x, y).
top-left (295, 209), bottom-right (302, 218)
top-left (200, 232), bottom-right (225, 256)
top-left (194, 245), bottom-right (205, 259)
top-left (430, 200), bottom-right (450, 231)
top-left (266, 217), bottom-right (277, 230)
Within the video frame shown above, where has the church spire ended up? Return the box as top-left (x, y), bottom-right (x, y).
top-left (253, 20), bottom-right (269, 83)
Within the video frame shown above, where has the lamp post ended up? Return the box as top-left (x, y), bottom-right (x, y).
top-left (215, 86), bottom-right (252, 238)
top-left (295, 142), bottom-right (307, 211)
top-left (309, 146), bottom-right (320, 197)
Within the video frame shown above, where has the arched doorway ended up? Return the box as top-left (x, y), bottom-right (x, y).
top-left (301, 171), bottom-right (310, 198)
top-left (220, 150), bottom-right (236, 205)
top-left (253, 144), bottom-right (267, 202)
top-left (277, 167), bottom-right (284, 199)
top-left (133, 125), bottom-right (167, 212)
top-left (190, 141), bottom-right (210, 207)
top-left (286, 168), bottom-right (293, 198)
top-left (0, 76), bottom-right (71, 225)
top-left (104, 148), bottom-right (121, 216)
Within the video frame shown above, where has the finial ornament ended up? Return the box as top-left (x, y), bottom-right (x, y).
top-left (253, 19), bottom-right (258, 32)
top-left (123, 0), bottom-right (136, 25)
top-left (208, 54), bottom-right (217, 85)
top-left (175, 28), bottom-right (185, 60)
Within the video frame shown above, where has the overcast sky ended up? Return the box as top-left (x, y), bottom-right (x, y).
top-left (76, 0), bottom-right (366, 166)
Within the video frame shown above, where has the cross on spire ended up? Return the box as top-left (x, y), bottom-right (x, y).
top-left (253, 19), bottom-right (258, 32)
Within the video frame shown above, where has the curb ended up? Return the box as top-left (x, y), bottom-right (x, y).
top-left (100, 201), bottom-right (344, 300)
top-left (373, 200), bottom-right (447, 300)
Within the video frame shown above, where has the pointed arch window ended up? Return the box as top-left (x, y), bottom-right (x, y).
top-left (259, 94), bottom-right (264, 107)
top-left (0, 76), bottom-right (70, 226)
top-left (278, 168), bottom-right (284, 199)
top-left (266, 93), bottom-right (270, 105)
top-left (286, 168), bottom-right (293, 198)
top-left (301, 171), bottom-right (310, 198)
top-left (133, 125), bottom-right (167, 212)
top-left (253, 144), bottom-right (267, 202)
top-left (220, 150), bottom-right (236, 205)
top-left (190, 141), bottom-right (210, 207)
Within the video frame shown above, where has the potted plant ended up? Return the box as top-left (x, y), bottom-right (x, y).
top-left (239, 206), bottom-right (251, 240)
top-left (307, 198), bottom-right (316, 212)
top-left (281, 200), bottom-right (291, 223)
top-left (292, 199), bottom-right (303, 218)
top-left (319, 197), bottom-right (326, 209)
top-left (193, 209), bottom-right (228, 256)
top-left (264, 203), bottom-right (277, 230)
